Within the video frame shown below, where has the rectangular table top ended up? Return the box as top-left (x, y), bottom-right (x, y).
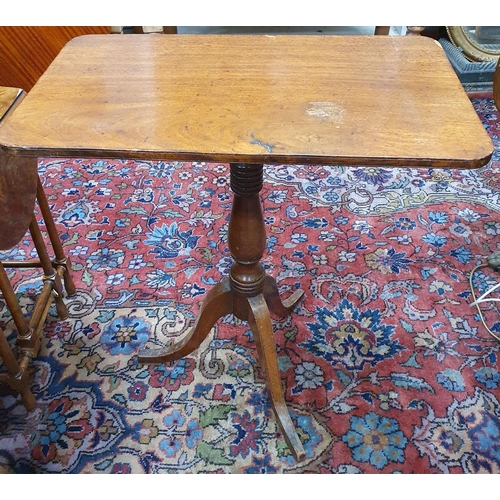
top-left (0, 34), bottom-right (493, 168)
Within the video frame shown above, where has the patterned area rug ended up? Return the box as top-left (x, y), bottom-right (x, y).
top-left (1, 97), bottom-right (499, 474)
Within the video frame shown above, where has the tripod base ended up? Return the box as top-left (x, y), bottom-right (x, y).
top-left (138, 275), bottom-right (306, 461)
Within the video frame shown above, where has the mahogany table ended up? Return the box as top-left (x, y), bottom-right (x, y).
top-left (0, 35), bottom-right (493, 461)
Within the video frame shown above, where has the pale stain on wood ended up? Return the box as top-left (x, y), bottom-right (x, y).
top-left (305, 101), bottom-right (346, 123)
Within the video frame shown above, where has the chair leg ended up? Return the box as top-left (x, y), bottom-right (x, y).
top-left (36, 177), bottom-right (76, 296)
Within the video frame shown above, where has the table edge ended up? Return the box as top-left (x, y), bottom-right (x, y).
top-left (0, 143), bottom-right (493, 169)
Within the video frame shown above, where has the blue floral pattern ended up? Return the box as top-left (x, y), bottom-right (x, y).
top-left (342, 412), bottom-right (407, 470)
top-left (101, 316), bottom-right (151, 355)
top-left (144, 222), bottom-right (200, 259)
top-left (301, 299), bottom-right (403, 370)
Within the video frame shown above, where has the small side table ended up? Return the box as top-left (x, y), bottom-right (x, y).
top-left (0, 86), bottom-right (75, 410)
top-left (0, 34), bottom-right (493, 459)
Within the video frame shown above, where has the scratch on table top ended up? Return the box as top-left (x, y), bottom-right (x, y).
top-left (306, 101), bottom-right (346, 124)
top-left (249, 131), bottom-right (274, 153)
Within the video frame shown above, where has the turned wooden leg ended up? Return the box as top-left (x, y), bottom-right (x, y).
top-left (29, 214), bottom-right (68, 320)
top-left (263, 275), bottom-right (304, 319)
top-left (36, 177), bottom-right (76, 296)
top-left (0, 326), bottom-right (35, 411)
top-left (138, 279), bottom-right (233, 363)
top-left (0, 262), bottom-right (39, 357)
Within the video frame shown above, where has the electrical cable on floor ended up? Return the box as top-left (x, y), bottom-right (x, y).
top-left (469, 253), bottom-right (500, 343)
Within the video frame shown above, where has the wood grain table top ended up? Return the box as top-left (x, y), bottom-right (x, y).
top-left (0, 34), bottom-right (493, 168)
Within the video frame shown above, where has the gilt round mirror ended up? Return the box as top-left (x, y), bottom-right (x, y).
top-left (447, 26), bottom-right (500, 62)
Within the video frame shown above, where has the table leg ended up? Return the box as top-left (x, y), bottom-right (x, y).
top-left (139, 162), bottom-right (306, 461)
top-left (247, 294), bottom-right (306, 460)
top-left (29, 214), bottom-right (68, 320)
top-left (138, 279), bottom-right (233, 363)
top-left (0, 324), bottom-right (35, 411)
top-left (0, 261), bottom-right (38, 357)
top-left (264, 275), bottom-right (304, 318)
top-left (36, 177), bottom-right (76, 297)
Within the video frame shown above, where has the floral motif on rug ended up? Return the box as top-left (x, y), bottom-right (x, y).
top-left (1, 97), bottom-right (499, 473)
